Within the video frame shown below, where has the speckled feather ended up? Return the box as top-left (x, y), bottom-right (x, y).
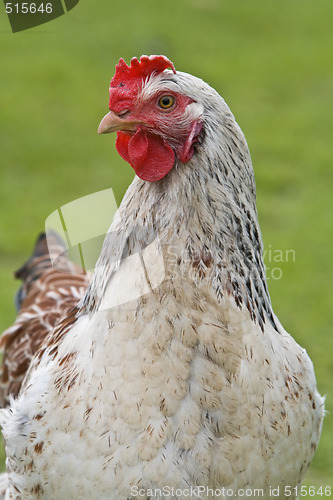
top-left (0, 59), bottom-right (324, 500)
top-left (0, 233), bottom-right (89, 408)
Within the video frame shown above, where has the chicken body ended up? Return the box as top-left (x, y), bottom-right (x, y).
top-left (0, 232), bottom-right (89, 407)
top-left (0, 57), bottom-right (323, 499)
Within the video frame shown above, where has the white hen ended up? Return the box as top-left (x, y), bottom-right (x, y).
top-left (0, 55), bottom-right (324, 500)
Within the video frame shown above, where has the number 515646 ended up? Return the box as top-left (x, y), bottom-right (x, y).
top-left (5, 3), bottom-right (53, 14)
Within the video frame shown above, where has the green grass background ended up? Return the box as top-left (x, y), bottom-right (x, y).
top-left (0, 0), bottom-right (332, 492)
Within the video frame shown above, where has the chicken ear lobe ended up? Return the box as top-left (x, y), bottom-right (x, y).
top-left (179, 121), bottom-right (203, 164)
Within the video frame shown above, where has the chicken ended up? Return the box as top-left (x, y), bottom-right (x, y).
top-left (0, 55), bottom-right (324, 499)
top-left (0, 232), bottom-right (89, 407)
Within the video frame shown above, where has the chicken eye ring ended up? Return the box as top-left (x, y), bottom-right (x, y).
top-left (158, 95), bottom-right (175, 109)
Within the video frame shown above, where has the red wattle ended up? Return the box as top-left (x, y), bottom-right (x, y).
top-left (116, 130), bottom-right (175, 182)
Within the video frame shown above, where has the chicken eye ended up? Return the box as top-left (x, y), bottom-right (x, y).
top-left (158, 95), bottom-right (175, 109)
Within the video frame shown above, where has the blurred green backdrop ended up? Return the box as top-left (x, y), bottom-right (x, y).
top-left (0, 0), bottom-right (332, 492)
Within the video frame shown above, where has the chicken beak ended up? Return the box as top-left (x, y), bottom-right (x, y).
top-left (98, 111), bottom-right (138, 135)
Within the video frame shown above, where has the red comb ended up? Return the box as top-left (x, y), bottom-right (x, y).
top-left (111, 55), bottom-right (176, 88)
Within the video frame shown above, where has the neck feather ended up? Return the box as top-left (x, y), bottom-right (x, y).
top-left (83, 102), bottom-right (278, 332)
